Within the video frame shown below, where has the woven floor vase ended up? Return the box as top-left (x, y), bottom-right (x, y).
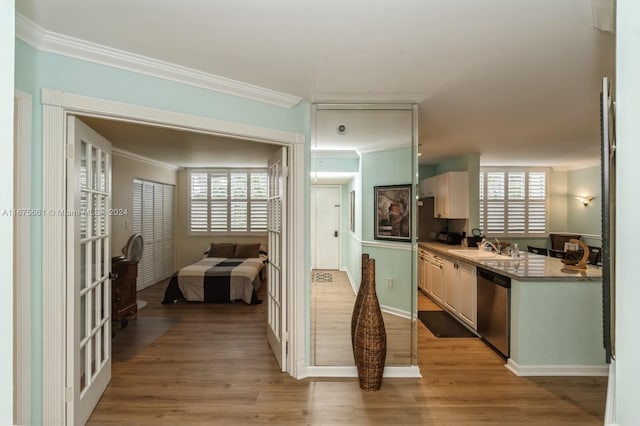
top-left (354, 258), bottom-right (387, 391)
top-left (351, 253), bottom-right (370, 363)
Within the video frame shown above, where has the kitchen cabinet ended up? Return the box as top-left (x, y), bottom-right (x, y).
top-left (418, 177), bottom-right (436, 198)
top-left (457, 261), bottom-right (477, 328)
top-left (429, 255), bottom-right (444, 302)
top-left (442, 257), bottom-right (458, 312)
top-left (420, 248), bottom-right (477, 330)
top-left (418, 248), bottom-right (431, 293)
top-left (433, 171), bottom-right (469, 219)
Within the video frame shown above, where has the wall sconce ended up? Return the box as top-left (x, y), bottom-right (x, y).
top-left (574, 195), bottom-right (596, 206)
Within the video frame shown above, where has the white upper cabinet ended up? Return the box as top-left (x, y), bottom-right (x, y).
top-left (420, 171), bottom-right (469, 218)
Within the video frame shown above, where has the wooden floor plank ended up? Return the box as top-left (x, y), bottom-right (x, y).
top-left (88, 279), bottom-right (607, 425)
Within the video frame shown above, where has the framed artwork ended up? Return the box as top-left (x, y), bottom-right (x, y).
top-left (349, 190), bottom-right (355, 232)
top-left (374, 184), bottom-right (411, 241)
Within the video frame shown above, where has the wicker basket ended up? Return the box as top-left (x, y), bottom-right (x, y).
top-left (351, 253), bottom-right (369, 363)
top-left (354, 257), bottom-right (387, 391)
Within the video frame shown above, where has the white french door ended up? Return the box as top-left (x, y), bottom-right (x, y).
top-left (311, 185), bottom-right (341, 269)
top-left (66, 117), bottom-right (112, 425)
top-left (267, 147), bottom-right (287, 371)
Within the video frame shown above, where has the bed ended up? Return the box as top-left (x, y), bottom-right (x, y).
top-left (162, 243), bottom-right (267, 305)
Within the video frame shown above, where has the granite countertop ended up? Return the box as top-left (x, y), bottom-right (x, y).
top-left (418, 241), bottom-right (603, 282)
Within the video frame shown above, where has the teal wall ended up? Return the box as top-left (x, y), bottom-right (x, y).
top-left (510, 279), bottom-right (605, 366)
top-left (567, 165), bottom-right (602, 244)
top-left (15, 39), bottom-right (310, 424)
top-left (360, 147), bottom-right (414, 313)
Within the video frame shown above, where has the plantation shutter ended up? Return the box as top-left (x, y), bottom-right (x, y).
top-left (210, 171), bottom-right (228, 232)
top-left (190, 172), bottom-right (208, 232)
top-left (189, 169), bottom-right (268, 233)
top-left (250, 172), bottom-right (268, 231)
top-left (527, 172), bottom-right (547, 234)
top-left (479, 168), bottom-right (548, 237)
top-left (507, 172), bottom-right (525, 234)
top-left (486, 172), bottom-right (505, 235)
top-left (230, 172), bottom-right (248, 232)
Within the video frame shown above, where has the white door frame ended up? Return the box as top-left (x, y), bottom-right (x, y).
top-left (40, 88), bottom-right (306, 424)
top-left (13, 89), bottom-right (32, 426)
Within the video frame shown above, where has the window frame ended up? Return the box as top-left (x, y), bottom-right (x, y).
top-left (479, 167), bottom-right (550, 238)
top-left (187, 168), bottom-right (268, 236)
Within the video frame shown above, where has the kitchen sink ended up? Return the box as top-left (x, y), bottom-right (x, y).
top-left (447, 249), bottom-right (518, 262)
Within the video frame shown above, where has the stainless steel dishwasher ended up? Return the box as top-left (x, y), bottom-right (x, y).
top-left (477, 268), bottom-right (511, 358)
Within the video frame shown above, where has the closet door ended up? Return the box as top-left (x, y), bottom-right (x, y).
top-left (132, 179), bottom-right (175, 290)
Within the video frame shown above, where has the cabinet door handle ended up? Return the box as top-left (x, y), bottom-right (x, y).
top-left (109, 272), bottom-right (118, 280)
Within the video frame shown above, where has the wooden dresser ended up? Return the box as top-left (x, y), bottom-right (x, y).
top-left (111, 256), bottom-right (138, 325)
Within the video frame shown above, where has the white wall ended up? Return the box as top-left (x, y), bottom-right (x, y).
top-left (111, 153), bottom-right (177, 257)
top-left (0, 1), bottom-right (15, 425)
top-left (615, 0), bottom-right (640, 424)
top-left (0, 3), bottom-right (14, 423)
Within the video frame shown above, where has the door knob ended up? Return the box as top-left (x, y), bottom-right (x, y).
top-left (109, 272), bottom-right (118, 280)
top-left (334, 230), bottom-right (338, 237)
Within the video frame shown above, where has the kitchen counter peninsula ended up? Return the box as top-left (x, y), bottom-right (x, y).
top-left (417, 241), bottom-right (607, 377)
top-left (418, 241), bottom-right (602, 281)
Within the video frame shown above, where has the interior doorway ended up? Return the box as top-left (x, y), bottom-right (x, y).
top-left (311, 185), bottom-right (341, 270)
top-left (40, 89), bottom-right (305, 424)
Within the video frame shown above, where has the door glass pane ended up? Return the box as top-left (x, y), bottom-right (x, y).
top-left (92, 193), bottom-right (100, 237)
top-left (91, 145), bottom-right (98, 190)
top-left (100, 195), bottom-right (107, 235)
top-left (80, 191), bottom-right (88, 239)
top-left (80, 291), bottom-right (86, 339)
top-left (100, 241), bottom-right (105, 282)
top-left (85, 290), bottom-right (93, 338)
top-left (80, 142), bottom-right (88, 189)
top-left (99, 152), bottom-right (107, 192)
top-left (80, 345), bottom-right (87, 392)
top-left (80, 243), bottom-right (87, 290)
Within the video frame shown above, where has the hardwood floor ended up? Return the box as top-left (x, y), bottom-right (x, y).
top-left (311, 270), bottom-right (411, 366)
top-left (88, 280), bottom-right (607, 425)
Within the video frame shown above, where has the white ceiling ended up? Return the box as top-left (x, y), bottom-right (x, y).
top-left (79, 116), bottom-right (279, 169)
top-left (17, 0), bottom-right (615, 168)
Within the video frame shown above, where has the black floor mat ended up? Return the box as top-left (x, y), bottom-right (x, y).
top-left (418, 310), bottom-right (477, 338)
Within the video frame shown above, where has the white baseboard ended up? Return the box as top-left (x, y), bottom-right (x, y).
top-left (506, 359), bottom-right (610, 377)
top-left (380, 304), bottom-right (412, 320)
top-left (303, 365), bottom-right (422, 378)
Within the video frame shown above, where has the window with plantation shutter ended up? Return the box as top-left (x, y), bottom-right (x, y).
top-left (189, 169), bottom-right (268, 233)
top-left (479, 168), bottom-right (548, 238)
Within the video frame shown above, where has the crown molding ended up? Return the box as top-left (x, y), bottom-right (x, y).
top-left (311, 149), bottom-right (360, 158)
top-left (112, 147), bottom-right (179, 171)
top-left (15, 14), bottom-right (302, 109)
top-left (357, 141), bottom-right (413, 154)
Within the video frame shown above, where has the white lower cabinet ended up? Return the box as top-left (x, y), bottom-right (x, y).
top-left (429, 256), bottom-right (444, 302)
top-left (421, 249), bottom-right (477, 331)
top-left (457, 261), bottom-right (477, 329)
top-left (442, 257), bottom-right (458, 312)
top-left (418, 249), bottom-right (429, 293)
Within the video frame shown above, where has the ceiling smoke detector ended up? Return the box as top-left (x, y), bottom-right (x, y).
top-left (336, 124), bottom-right (347, 135)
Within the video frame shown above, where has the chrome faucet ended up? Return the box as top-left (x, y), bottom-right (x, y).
top-left (481, 238), bottom-right (500, 253)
